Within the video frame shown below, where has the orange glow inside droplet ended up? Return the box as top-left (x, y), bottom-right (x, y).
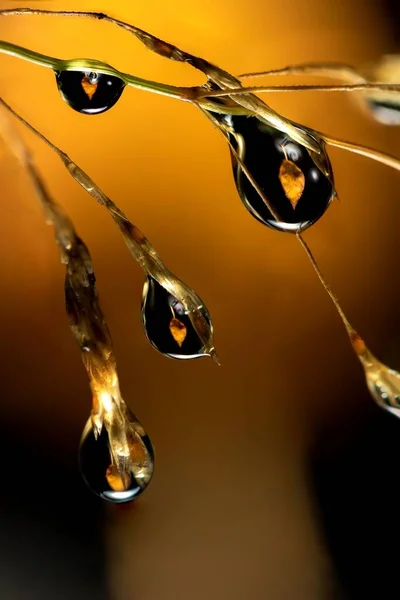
top-left (278, 159), bottom-right (306, 209)
top-left (169, 317), bottom-right (187, 347)
top-left (106, 464), bottom-right (131, 491)
top-left (81, 75), bottom-right (98, 100)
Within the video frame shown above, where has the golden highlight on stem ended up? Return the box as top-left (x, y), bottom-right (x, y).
top-left (199, 83), bottom-right (400, 100)
top-left (0, 40), bottom-right (188, 101)
top-left (320, 132), bottom-right (400, 173)
top-left (0, 7), bottom-right (325, 153)
top-left (0, 103), bottom-right (153, 489)
top-left (2, 7), bottom-right (400, 419)
top-left (296, 233), bottom-right (355, 338)
top-left (296, 232), bottom-right (400, 417)
top-left (1, 9), bottom-right (400, 164)
top-left (197, 82), bottom-right (400, 98)
top-left (0, 97), bottom-right (218, 363)
top-left (237, 62), bottom-right (366, 83)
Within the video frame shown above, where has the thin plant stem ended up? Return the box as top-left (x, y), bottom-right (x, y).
top-left (0, 103), bottom-right (153, 485)
top-left (296, 232), bottom-right (356, 339)
top-left (0, 8), bottom-right (324, 153)
top-left (0, 97), bottom-right (219, 363)
top-left (237, 62), bottom-right (365, 83)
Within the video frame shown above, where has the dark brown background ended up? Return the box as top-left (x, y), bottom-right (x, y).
top-left (0, 1), bottom-right (400, 598)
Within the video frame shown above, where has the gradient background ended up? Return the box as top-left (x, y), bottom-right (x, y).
top-left (1, 1), bottom-right (400, 599)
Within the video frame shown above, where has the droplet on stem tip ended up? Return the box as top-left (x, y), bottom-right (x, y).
top-left (79, 408), bottom-right (154, 504)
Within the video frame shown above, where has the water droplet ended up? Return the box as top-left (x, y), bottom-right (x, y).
top-left (366, 99), bottom-right (400, 126)
top-left (366, 363), bottom-right (400, 417)
top-left (216, 113), bottom-right (335, 232)
top-left (79, 408), bottom-right (154, 503)
top-left (55, 70), bottom-right (125, 115)
top-left (141, 276), bottom-right (212, 359)
top-left (351, 333), bottom-right (400, 417)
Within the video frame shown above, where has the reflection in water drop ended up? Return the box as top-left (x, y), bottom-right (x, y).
top-left (55, 70), bottom-right (125, 115)
top-left (79, 410), bottom-right (154, 504)
top-left (214, 112), bottom-right (334, 232)
top-left (141, 276), bottom-right (212, 359)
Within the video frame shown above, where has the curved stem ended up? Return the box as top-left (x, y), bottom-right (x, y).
top-left (295, 233), bottom-right (379, 374)
top-left (0, 41), bottom-right (189, 101)
top-left (318, 131), bottom-right (400, 173)
top-left (0, 97), bottom-right (219, 362)
top-left (237, 62), bottom-right (365, 84)
top-left (0, 8), bottom-right (321, 153)
top-left (0, 41), bottom-right (253, 114)
top-left (296, 233), bottom-right (355, 338)
top-left (0, 40), bottom-right (57, 69)
top-left (0, 102), bottom-right (124, 435)
top-left (197, 82), bottom-right (400, 98)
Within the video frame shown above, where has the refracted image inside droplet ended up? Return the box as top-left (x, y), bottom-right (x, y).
top-left (55, 70), bottom-right (126, 115)
top-left (79, 412), bottom-right (154, 503)
top-left (141, 276), bottom-right (211, 359)
top-left (216, 113), bottom-right (335, 232)
top-left (366, 99), bottom-right (400, 125)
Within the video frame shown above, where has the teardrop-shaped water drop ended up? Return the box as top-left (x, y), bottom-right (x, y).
top-left (365, 362), bottom-right (400, 417)
top-left (352, 333), bottom-right (400, 417)
top-left (216, 113), bottom-right (335, 232)
top-left (55, 70), bottom-right (125, 115)
top-left (79, 409), bottom-right (154, 503)
top-left (141, 276), bottom-right (212, 359)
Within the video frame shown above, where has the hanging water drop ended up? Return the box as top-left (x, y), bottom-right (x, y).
top-left (141, 276), bottom-right (212, 359)
top-left (215, 112), bottom-right (335, 232)
top-left (366, 363), bottom-right (400, 417)
top-left (351, 333), bottom-right (400, 417)
top-left (55, 70), bottom-right (125, 115)
top-left (79, 408), bottom-right (154, 503)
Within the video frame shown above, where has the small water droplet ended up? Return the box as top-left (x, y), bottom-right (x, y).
top-left (79, 408), bottom-right (154, 503)
top-left (215, 113), bottom-right (334, 232)
top-left (141, 276), bottom-right (212, 359)
top-left (351, 333), bottom-right (400, 417)
top-left (366, 99), bottom-right (400, 125)
top-left (365, 363), bottom-right (400, 417)
top-left (55, 70), bottom-right (125, 115)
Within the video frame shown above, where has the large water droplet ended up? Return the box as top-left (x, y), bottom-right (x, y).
top-left (79, 409), bottom-right (154, 503)
top-left (141, 276), bottom-right (212, 359)
top-left (55, 70), bottom-right (125, 115)
top-left (216, 113), bottom-right (335, 232)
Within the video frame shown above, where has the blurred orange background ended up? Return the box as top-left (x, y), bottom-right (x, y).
top-left (1, 1), bottom-right (400, 599)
